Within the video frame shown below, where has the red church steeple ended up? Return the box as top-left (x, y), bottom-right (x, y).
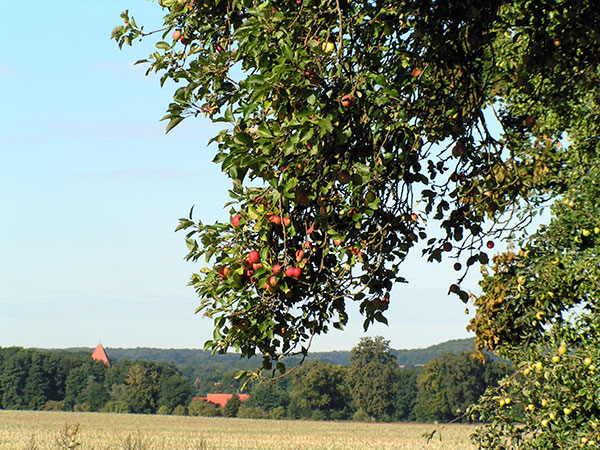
top-left (91, 343), bottom-right (111, 367)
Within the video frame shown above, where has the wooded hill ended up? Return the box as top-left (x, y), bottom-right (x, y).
top-left (61, 337), bottom-right (477, 372)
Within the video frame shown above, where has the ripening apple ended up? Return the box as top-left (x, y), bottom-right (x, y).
top-left (247, 250), bottom-right (260, 264)
top-left (341, 94), bottom-right (353, 108)
top-left (172, 29), bottom-right (182, 41)
top-left (270, 215), bottom-right (281, 225)
top-left (272, 264), bottom-right (282, 274)
top-left (218, 266), bottom-right (229, 278)
top-left (321, 41), bottom-right (335, 53)
top-left (292, 267), bottom-right (302, 277)
top-left (558, 344), bottom-right (567, 355)
top-left (231, 214), bottom-right (241, 227)
top-left (295, 249), bottom-right (305, 262)
top-left (282, 217), bottom-right (291, 227)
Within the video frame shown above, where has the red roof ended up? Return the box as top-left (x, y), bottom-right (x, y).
top-left (91, 343), bottom-right (111, 367)
top-left (193, 393), bottom-right (250, 407)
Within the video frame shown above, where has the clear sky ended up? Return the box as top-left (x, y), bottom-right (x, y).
top-left (0, 0), bottom-right (480, 352)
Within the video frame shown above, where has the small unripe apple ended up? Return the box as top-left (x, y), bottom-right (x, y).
top-left (534, 361), bottom-right (543, 371)
top-left (582, 229), bottom-right (591, 237)
top-left (364, 191), bottom-right (376, 205)
top-left (231, 215), bottom-right (241, 227)
top-left (252, 263), bottom-right (262, 271)
top-left (172, 29), bottom-right (182, 41)
top-left (247, 250), bottom-right (260, 264)
top-left (272, 264), bottom-right (282, 274)
top-left (594, 227), bottom-right (600, 235)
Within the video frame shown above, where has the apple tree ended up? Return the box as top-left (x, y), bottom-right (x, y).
top-left (111, 0), bottom-right (600, 432)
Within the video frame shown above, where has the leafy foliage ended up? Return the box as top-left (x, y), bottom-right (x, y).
top-left (113, 0), bottom-right (600, 444)
top-left (347, 337), bottom-right (397, 421)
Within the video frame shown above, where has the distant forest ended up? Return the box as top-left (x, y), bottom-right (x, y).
top-left (0, 338), bottom-right (510, 422)
top-left (64, 337), bottom-right (479, 380)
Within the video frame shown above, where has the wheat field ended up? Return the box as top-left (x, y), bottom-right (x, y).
top-left (0, 410), bottom-right (476, 450)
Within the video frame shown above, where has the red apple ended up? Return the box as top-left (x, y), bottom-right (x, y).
top-left (411, 67), bottom-right (422, 77)
top-left (231, 215), bottom-right (241, 227)
top-left (443, 242), bottom-right (452, 252)
top-left (282, 217), bottom-right (291, 227)
top-left (218, 266), bottom-right (229, 278)
top-left (252, 263), bottom-right (262, 271)
top-left (268, 276), bottom-right (278, 286)
top-left (454, 262), bottom-right (462, 271)
top-left (486, 240), bottom-right (495, 249)
top-left (272, 264), bottom-right (282, 274)
top-left (270, 215), bottom-right (281, 225)
top-left (341, 94), bottom-right (354, 108)
top-left (292, 267), bottom-right (302, 277)
top-left (247, 250), bottom-right (260, 264)
top-left (285, 267), bottom-right (295, 277)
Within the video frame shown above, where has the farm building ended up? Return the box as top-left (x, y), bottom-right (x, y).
top-left (193, 393), bottom-right (250, 407)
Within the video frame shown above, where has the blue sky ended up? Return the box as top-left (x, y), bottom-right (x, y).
top-left (0, 0), bottom-right (479, 352)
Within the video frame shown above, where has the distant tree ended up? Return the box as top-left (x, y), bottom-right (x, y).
top-left (223, 394), bottom-right (241, 417)
top-left (188, 399), bottom-right (222, 417)
top-left (158, 374), bottom-right (193, 412)
top-left (124, 364), bottom-right (160, 414)
top-left (414, 352), bottom-right (510, 422)
top-left (23, 353), bottom-right (50, 410)
top-left (394, 367), bottom-right (421, 421)
top-left (247, 382), bottom-right (289, 413)
top-left (1, 351), bottom-right (29, 409)
top-left (288, 360), bottom-right (351, 420)
top-left (83, 378), bottom-right (109, 412)
top-left (347, 337), bottom-right (397, 421)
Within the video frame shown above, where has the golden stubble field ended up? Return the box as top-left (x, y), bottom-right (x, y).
top-left (0, 410), bottom-right (476, 450)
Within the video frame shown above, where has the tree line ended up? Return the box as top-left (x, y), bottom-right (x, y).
top-left (0, 337), bottom-right (510, 421)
